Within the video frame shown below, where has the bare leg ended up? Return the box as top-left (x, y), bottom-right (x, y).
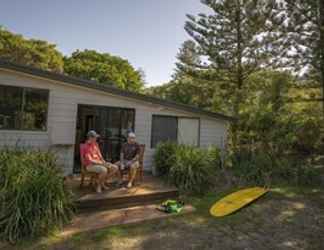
top-left (127, 161), bottom-right (139, 188)
top-left (105, 164), bottom-right (120, 184)
top-left (97, 170), bottom-right (107, 193)
top-left (112, 161), bottom-right (124, 184)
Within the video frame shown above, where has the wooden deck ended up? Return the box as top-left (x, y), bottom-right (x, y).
top-left (66, 175), bottom-right (179, 213)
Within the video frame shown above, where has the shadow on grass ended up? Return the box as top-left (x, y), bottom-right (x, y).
top-left (138, 187), bottom-right (324, 250)
top-left (2, 185), bottom-right (324, 250)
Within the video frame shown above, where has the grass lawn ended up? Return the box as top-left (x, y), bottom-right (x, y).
top-left (2, 185), bottom-right (324, 250)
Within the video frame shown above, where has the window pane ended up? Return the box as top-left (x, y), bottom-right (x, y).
top-left (151, 115), bottom-right (177, 148)
top-left (107, 109), bottom-right (121, 139)
top-left (178, 118), bottom-right (199, 146)
top-left (22, 88), bottom-right (48, 130)
top-left (121, 109), bottom-right (135, 140)
top-left (0, 85), bottom-right (23, 129)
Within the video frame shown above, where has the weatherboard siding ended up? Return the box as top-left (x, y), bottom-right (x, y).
top-left (200, 119), bottom-right (228, 148)
top-left (0, 69), bottom-right (229, 175)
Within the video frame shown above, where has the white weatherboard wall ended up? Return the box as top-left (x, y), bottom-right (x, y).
top-left (0, 69), bottom-right (229, 175)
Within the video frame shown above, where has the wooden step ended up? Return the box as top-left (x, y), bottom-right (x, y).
top-left (75, 188), bottom-right (179, 213)
top-left (70, 175), bottom-right (179, 213)
top-left (63, 204), bottom-right (195, 237)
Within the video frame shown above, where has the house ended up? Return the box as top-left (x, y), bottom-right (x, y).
top-left (0, 60), bottom-right (234, 175)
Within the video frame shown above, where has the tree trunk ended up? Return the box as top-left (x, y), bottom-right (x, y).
top-left (319, 0), bottom-right (324, 115)
top-left (231, 2), bottom-right (244, 150)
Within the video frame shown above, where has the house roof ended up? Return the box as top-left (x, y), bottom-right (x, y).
top-left (0, 60), bottom-right (235, 122)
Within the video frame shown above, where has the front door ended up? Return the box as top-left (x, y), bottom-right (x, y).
top-left (74, 104), bottom-right (135, 173)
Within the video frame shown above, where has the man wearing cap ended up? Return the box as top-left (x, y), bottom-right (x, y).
top-left (83, 130), bottom-right (119, 193)
top-left (119, 132), bottom-right (141, 188)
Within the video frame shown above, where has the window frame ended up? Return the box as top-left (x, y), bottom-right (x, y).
top-left (150, 114), bottom-right (200, 148)
top-left (0, 84), bottom-right (49, 132)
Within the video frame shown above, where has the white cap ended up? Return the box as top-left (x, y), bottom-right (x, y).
top-left (87, 130), bottom-right (100, 138)
top-left (128, 132), bottom-right (136, 138)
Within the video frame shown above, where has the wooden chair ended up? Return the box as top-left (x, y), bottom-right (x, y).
top-left (79, 143), bottom-right (97, 188)
top-left (137, 144), bottom-right (145, 182)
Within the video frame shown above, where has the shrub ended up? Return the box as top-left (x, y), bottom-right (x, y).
top-left (206, 146), bottom-right (222, 168)
top-left (0, 149), bottom-right (74, 243)
top-left (292, 118), bottom-right (322, 157)
top-left (154, 142), bottom-right (222, 193)
top-left (228, 149), bottom-right (321, 186)
top-left (154, 141), bottom-right (178, 176)
top-left (228, 150), bottom-right (270, 185)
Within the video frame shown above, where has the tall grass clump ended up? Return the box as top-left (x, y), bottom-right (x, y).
top-left (0, 149), bottom-right (74, 243)
top-left (154, 143), bottom-right (221, 193)
top-left (154, 141), bottom-right (178, 176)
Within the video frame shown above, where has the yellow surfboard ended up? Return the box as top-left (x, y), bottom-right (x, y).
top-left (210, 187), bottom-right (268, 217)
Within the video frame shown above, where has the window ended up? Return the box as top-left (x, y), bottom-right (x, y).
top-left (151, 115), bottom-right (199, 148)
top-left (151, 115), bottom-right (178, 148)
top-left (177, 118), bottom-right (199, 146)
top-left (0, 85), bottom-right (49, 131)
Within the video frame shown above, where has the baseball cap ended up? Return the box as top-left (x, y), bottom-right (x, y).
top-left (87, 130), bottom-right (100, 138)
top-left (128, 132), bottom-right (136, 138)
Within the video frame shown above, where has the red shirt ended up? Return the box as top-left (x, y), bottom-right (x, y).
top-left (83, 141), bottom-right (104, 167)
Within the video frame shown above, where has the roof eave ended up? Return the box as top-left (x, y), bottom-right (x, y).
top-left (0, 60), bottom-right (236, 122)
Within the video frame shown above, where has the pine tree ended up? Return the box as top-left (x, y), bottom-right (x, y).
top-left (282, 0), bottom-right (324, 112)
top-left (181, 0), bottom-right (285, 146)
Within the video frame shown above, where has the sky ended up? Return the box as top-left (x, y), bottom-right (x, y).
top-left (1, 0), bottom-right (208, 86)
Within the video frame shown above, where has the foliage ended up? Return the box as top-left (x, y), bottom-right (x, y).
top-left (0, 27), bottom-right (64, 72)
top-left (0, 27), bottom-right (146, 92)
top-left (0, 149), bottom-right (74, 243)
top-left (238, 83), bottom-right (323, 159)
top-left (169, 145), bottom-right (221, 193)
top-left (228, 149), bottom-right (321, 186)
top-left (145, 76), bottom-right (217, 111)
top-left (181, 0), bottom-right (284, 122)
top-left (64, 49), bottom-right (144, 91)
top-left (154, 142), bottom-right (221, 193)
top-left (279, 0), bottom-right (324, 105)
top-left (154, 142), bottom-right (178, 176)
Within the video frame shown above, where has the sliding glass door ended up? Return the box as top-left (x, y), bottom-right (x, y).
top-left (74, 105), bottom-right (135, 173)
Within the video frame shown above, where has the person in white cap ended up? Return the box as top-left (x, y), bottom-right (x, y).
top-left (83, 130), bottom-right (119, 193)
top-left (119, 132), bottom-right (140, 188)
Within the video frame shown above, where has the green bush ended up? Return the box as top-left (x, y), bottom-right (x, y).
top-left (154, 141), bottom-right (178, 176)
top-left (228, 150), bottom-right (321, 186)
top-left (238, 109), bottom-right (323, 161)
top-left (154, 142), bottom-right (221, 193)
top-left (0, 149), bottom-right (74, 243)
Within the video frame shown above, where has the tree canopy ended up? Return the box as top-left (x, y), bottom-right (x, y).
top-left (278, 0), bottom-right (324, 109)
top-left (64, 49), bottom-right (144, 91)
top-left (181, 0), bottom-right (284, 116)
top-left (0, 27), bottom-right (64, 72)
top-left (0, 27), bottom-right (145, 92)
